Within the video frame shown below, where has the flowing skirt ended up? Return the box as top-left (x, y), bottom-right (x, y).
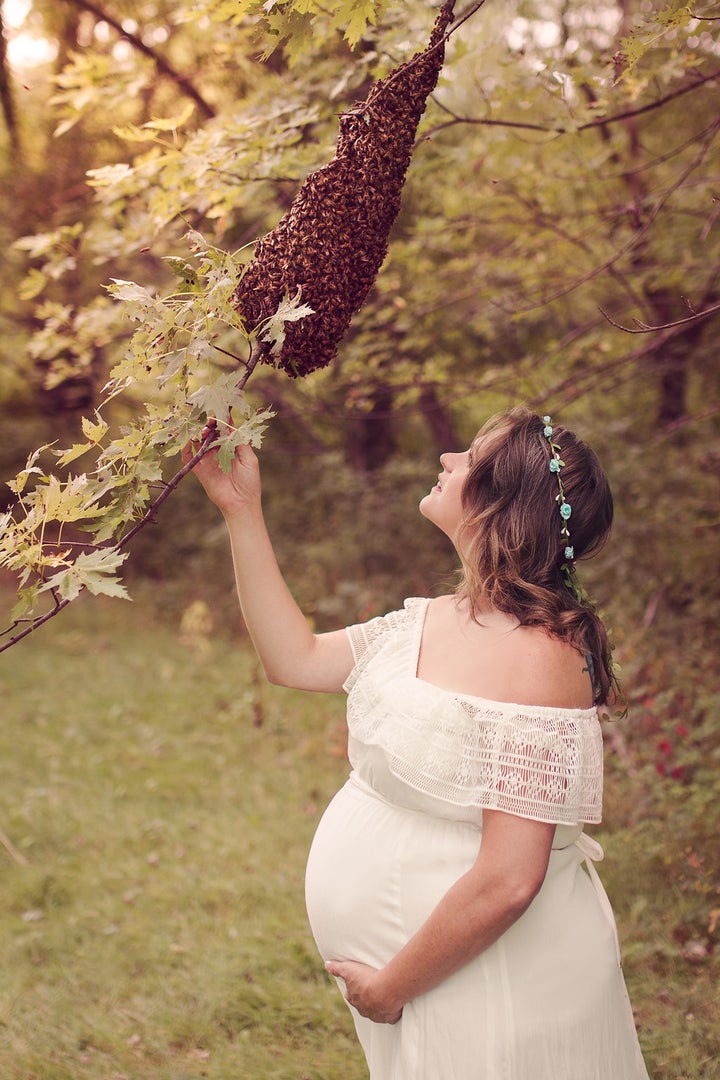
top-left (305, 775), bottom-right (651, 1080)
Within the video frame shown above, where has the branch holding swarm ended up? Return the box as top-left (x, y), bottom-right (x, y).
top-left (2, 0), bottom-right (470, 651)
top-left (0, 343), bottom-right (268, 653)
top-left (232, 0), bottom-right (461, 378)
top-left (0, 419), bottom-right (223, 654)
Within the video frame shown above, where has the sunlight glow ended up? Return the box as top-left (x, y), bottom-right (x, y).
top-left (5, 0), bottom-right (58, 69)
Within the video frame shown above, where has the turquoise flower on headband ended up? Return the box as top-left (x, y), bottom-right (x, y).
top-left (541, 413), bottom-right (577, 571)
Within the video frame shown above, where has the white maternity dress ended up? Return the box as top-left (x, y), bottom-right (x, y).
top-left (304, 598), bottom-right (651, 1080)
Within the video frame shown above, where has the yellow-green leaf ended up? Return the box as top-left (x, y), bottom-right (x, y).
top-left (81, 414), bottom-right (109, 444)
top-left (142, 103), bottom-right (195, 132)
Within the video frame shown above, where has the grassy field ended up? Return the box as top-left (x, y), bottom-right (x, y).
top-left (0, 586), bottom-right (717, 1079)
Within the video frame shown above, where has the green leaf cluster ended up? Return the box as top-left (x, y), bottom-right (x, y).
top-left (2, 231), bottom-right (283, 633)
top-left (183, 0), bottom-right (387, 56)
top-left (617, 2), bottom-right (697, 79)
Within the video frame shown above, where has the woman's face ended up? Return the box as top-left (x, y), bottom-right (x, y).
top-left (419, 440), bottom-right (478, 540)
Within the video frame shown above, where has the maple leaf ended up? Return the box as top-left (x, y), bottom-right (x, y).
top-left (187, 371), bottom-right (248, 420)
top-left (6, 444), bottom-right (56, 496)
top-left (106, 279), bottom-right (161, 320)
top-left (332, 0), bottom-right (379, 47)
top-left (215, 408), bottom-right (276, 473)
top-left (257, 288), bottom-right (315, 358)
top-left (38, 548), bottom-right (130, 603)
top-left (55, 414), bottom-right (110, 467)
top-left (55, 441), bottom-right (94, 467)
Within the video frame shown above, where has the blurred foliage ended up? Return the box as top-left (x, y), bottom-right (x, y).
top-left (0, 1), bottom-right (719, 1054)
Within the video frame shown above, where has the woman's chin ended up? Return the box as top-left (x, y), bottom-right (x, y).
top-left (418, 492), bottom-right (434, 519)
top-left (418, 495), bottom-right (446, 532)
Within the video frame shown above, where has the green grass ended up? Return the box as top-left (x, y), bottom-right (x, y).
top-left (0, 585), bottom-right (718, 1079)
top-left (0, 587), bottom-right (365, 1079)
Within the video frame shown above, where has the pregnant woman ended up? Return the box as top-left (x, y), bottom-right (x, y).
top-left (186, 405), bottom-right (651, 1079)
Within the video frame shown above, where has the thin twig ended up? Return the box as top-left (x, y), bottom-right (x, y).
top-left (116, 426), bottom-right (222, 552)
top-left (599, 299), bottom-right (720, 334)
top-left (424, 68), bottom-right (720, 141)
top-left (355, 0), bottom-right (484, 110)
top-left (211, 342), bottom-right (251, 367)
top-left (505, 116), bottom-right (720, 314)
top-left (0, 826), bottom-right (29, 866)
top-left (0, 591), bottom-right (68, 655)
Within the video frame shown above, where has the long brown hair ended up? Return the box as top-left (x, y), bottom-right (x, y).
top-left (455, 406), bottom-right (618, 706)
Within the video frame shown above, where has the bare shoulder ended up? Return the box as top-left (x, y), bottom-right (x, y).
top-left (509, 625), bottom-right (594, 710)
top-left (420, 596), bottom-right (594, 710)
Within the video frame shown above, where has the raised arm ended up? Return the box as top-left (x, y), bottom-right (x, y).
top-left (185, 436), bottom-right (354, 692)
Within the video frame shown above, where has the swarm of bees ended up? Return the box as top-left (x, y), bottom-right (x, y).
top-left (233, 0), bottom-right (456, 377)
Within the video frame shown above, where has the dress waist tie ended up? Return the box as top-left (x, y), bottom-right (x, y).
top-left (573, 832), bottom-right (622, 967)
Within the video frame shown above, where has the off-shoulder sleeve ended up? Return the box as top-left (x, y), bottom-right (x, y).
top-left (347, 666), bottom-right (603, 825)
top-left (468, 705), bottom-right (603, 824)
top-left (343, 598), bottom-right (425, 693)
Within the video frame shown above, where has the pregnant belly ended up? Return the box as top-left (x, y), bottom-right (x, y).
top-left (304, 774), bottom-right (481, 966)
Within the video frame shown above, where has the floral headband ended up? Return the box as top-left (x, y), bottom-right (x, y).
top-left (542, 416), bottom-right (574, 563)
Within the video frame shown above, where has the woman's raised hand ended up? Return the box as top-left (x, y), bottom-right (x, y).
top-left (181, 419), bottom-right (354, 693)
top-left (182, 420), bottom-right (261, 519)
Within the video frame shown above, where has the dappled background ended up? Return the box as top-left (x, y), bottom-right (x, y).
top-left (0, 1), bottom-right (718, 1077)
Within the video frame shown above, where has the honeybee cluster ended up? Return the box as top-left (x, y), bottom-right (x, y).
top-left (233, 0), bottom-right (455, 377)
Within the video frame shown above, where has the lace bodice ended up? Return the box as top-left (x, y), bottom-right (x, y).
top-left (343, 598), bottom-right (603, 827)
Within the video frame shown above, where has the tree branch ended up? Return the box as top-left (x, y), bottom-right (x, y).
top-left (578, 68), bottom-right (720, 133)
top-left (0, 435), bottom-right (217, 654)
top-left (62, 0), bottom-right (216, 119)
top-left (0, 5), bottom-right (21, 156)
top-left (599, 299), bottom-right (720, 334)
top-left (533, 308), bottom-right (716, 411)
top-left (496, 116), bottom-right (720, 316)
top-left (373, 0), bottom-right (485, 104)
top-left (0, 343), bottom-right (266, 653)
top-left (425, 68), bottom-right (720, 141)
top-left (0, 589), bottom-right (71, 655)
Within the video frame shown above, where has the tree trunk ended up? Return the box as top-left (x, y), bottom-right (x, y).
top-left (345, 384), bottom-right (398, 472)
top-left (644, 288), bottom-right (707, 427)
top-left (418, 383), bottom-right (460, 454)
